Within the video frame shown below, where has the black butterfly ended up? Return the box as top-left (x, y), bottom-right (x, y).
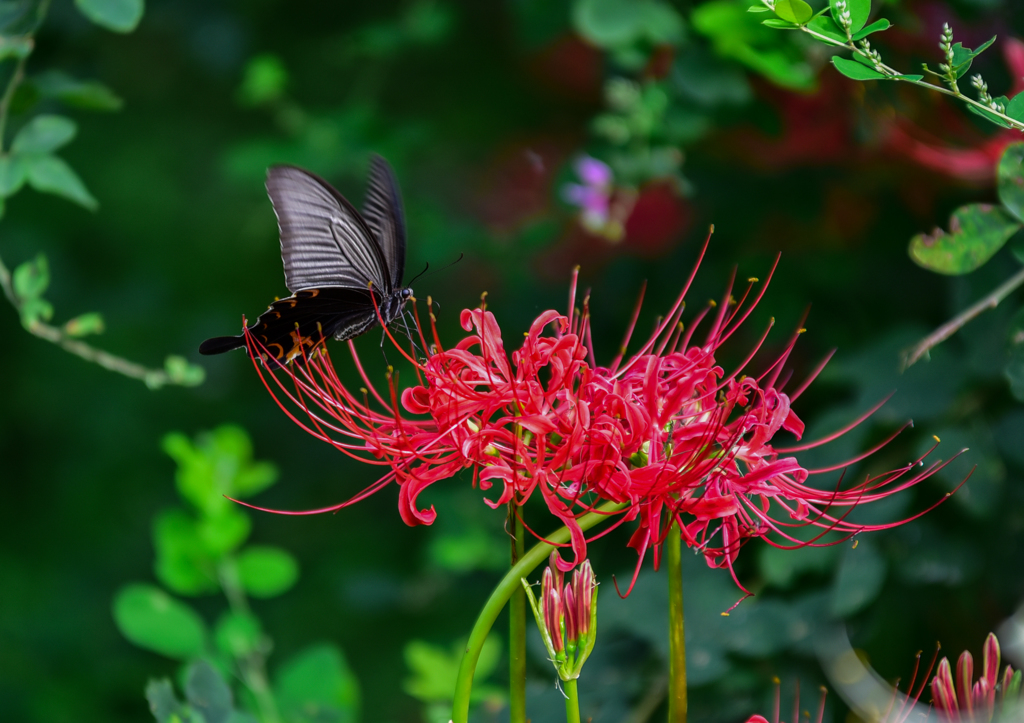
top-left (199, 155), bottom-right (411, 363)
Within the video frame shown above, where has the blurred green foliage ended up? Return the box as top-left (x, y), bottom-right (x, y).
top-left (113, 424), bottom-right (359, 723)
top-left (3, 0), bottom-right (1024, 721)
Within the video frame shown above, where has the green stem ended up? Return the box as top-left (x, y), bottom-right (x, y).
top-left (0, 54), bottom-right (27, 152)
top-left (564, 678), bottom-right (581, 723)
top-left (218, 560), bottom-right (282, 723)
top-left (509, 502), bottom-right (527, 723)
top-left (451, 500), bottom-right (627, 723)
top-left (666, 522), bottom-right (686, 723)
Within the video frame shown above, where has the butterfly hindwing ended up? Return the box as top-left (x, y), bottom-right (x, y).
top-left (249, 288), bottom-right (383, 362)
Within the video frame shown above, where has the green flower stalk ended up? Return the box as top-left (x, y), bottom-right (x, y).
top-left (522, 554), bottom-right (598, 683)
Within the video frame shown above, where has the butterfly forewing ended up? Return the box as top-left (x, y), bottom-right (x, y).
top-left (362, 155), bottom-right (407, 290)
top-left (266, 165), bottom-right (390, 293)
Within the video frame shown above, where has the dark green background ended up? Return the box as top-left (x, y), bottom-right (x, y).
top-left (3, 0), bottom-right (1024, 721)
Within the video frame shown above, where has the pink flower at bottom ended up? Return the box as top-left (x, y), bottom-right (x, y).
top-left (241, 234), bottom-right (964, 592)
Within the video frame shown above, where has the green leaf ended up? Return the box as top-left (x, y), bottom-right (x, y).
top-left (11, 115), bottom-right (77, 154)
top-left (829, 0), bottom-right (868, 33)
top-left (830, 538), bottom-right (887, 617)
top-left (274, 644), bottom-right (360, 723)
top-left (237, 546), bottom-right (298, 598)
top-left (1006, 91), bottom-right (1024, 123)
top-left (75, 0), bottom-right (144, 33)
top-left (967, 99), bottom-right (1012, 129)
top-left (145, 679), bottom-right (184, 723)
top-left (949, 38), bottom-right (996, 80)
top-left (214, 611), bottom-right (263, 659)
top-left (640, 0), bottom-right (686, 44)
top-left (12, 253), bottom-right (49, 300)
top-left (972, 35), bottom-right (998, 57)
top-left (773, 0), bottom-right (812, 25)
top-left (197, 507), bottom-right (252, 558)
top-left (806, 14), bottom-right (846, 43)
top-left (759, 544), bottom-right (840, 589)
top-left (0, 36), bottom-right (33, 60)
top-left (747, 4), bottom-right (770, 10)
top-left (832, 55), bottom-right (886, 80)
top-left (998, 143), bottom-right (1024, 222)
top-left (403, 636), bottom-right (503, 704)
top-left (851, 18), bottom-right (890, 41)
top-left (63, 312), bottom-right (105, 337)
top-left (24, 154), bottom-right (98, 210)
top-left (572, 0), bottom-right (683, 48)
top-left (910, 204), bottom-right (1022, 274)
top-left (185, 660), bottom-right (234, 723)
top-left (163, 355), bottom-right (206, 387)
top-left (19, 297), bottom-right (53, 328)
top-left (237, 54), bottom-right (287, 107)
top-left (762, 18), bottom-right (800, 29)
top-left (692, 1), bottom-right (816, 90)
top-left (162, 425), bottom-right (277, 513)
top-left (153, 508), bottom-right (220, 595)
top-left (112, 584), bottom-right (206, 658)
top-left (32, 71), bottom-right (123, 111)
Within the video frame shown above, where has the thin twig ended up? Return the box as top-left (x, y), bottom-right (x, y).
top-left (26, 317), bottom-right (179, 387)
top-left (799, 26), bottom-right (1024, 132)
top-left (0, 249), bottom-right (196, 388)
top-left (902, 265), bottom-right (1024, 369)
top-left (0, 53), bottom-right (28, 152)
top-left (0, 7), bottom-right (202, 389)
top-left (625, 674), bottom-right (669, 723)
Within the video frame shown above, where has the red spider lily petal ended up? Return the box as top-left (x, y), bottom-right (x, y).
top-left (932, 658), bottom-right (959, 715)
top-left (563, 584), bottom-right (579, 643)
top-left (542, 566), bottom-right (564, 653)
top-left (1001, 665), bottom-right (1015, 704)
top-left (958, 650), bottom-right (975, 716)
top-left (982, 632), bottom-right (1000, 695)
top-left (241, 233), bottom-right (961, 595)
top-left (575, 561), bottom-right (594, 638)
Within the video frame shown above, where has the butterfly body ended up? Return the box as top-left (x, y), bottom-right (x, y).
top-left (200, 156), bottom-right (410, 362)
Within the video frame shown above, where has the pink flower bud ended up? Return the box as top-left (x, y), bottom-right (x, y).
top-left (932, 657), bottom-right (959, 713)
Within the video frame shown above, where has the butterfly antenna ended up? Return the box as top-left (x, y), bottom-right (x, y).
top-left (407, 252), bottom-right (464, 287)
top-left (408, 262), bottom-right (430, 286)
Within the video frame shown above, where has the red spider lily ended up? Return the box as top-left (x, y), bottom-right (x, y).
top-left (746, 678), bottom-right (828, 723)
top-left (239, 233), bottom-right (964, 593)
top-left (931, 633), bottom-right (1023, 722)
top-left (522, 553), bottom-right (599, 681)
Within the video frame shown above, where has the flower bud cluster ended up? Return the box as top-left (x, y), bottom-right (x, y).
top-left (523, 554), bottom-right (598, 682)
top-left (931, 633), bottom-right (1023, 722)
top-left (834, 0), bottom-right (852, 33)
top-left (971, 74), bottom-right (1006, 113)
top-left (858, 39), bottom-right (884, 71)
